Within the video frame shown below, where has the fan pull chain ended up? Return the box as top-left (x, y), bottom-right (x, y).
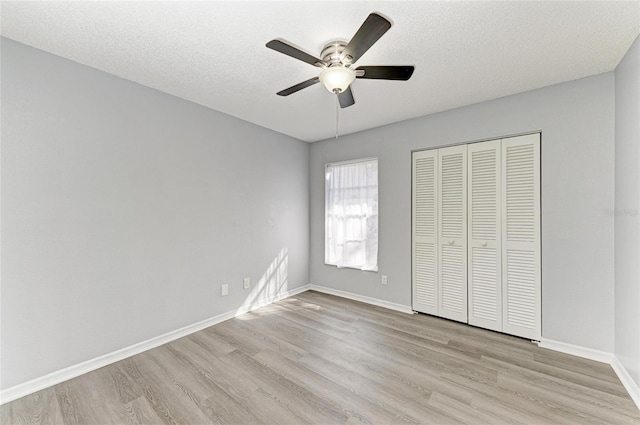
top-left (335, 93), bottom-right (340, 139)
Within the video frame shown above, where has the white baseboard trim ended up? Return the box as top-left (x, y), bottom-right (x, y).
top-left (309, 284), bottom-right (413, 314)
top-left (538, 338), bottom-right (614, 363)
top-left (610, 356), bottom-right (640, 409)
top-left (539, 338), bottom-right (640, 410)
top-left (0, 284), bottom-right (310, 405)
top-left (5, 286), bottom-right (638, 411)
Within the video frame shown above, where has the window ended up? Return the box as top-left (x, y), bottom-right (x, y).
top-left (325, 158), bottom-right (378, 271)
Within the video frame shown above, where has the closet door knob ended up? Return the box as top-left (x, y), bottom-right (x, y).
top-left (481, 242), bottom-right (487, 247)
top-left (449, 240), bottom-right (454, 245)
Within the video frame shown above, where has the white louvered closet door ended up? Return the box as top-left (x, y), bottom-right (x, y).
top-left (468, 140), bottom-right (502, 331)
top-left (502, 134), bottom-right (541, 340)
top-left (438, 145), bottom-right (468, 323)
top-left (412, 150), bottom-right (439, 315)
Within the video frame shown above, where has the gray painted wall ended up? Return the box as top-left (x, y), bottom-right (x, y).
top-left (310, 73), bottom-right (616, 353)
top-left (2, 32), bottom-right (632, 393)
top-left (615, 35), bottom-right (640, 388)
top-left (1, 38), bottom-right (309, 390)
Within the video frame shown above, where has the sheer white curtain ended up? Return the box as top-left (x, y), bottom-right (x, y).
top-left (325, 158), bottom-right (378, 271)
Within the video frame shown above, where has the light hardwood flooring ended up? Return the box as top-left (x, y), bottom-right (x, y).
top-left (2, 290), bottom-right (639, 424)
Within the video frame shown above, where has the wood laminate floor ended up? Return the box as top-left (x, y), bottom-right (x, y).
top-left (2, 290), bottom-right (639, 424)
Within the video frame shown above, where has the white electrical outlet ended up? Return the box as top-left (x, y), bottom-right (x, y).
top-left (381, 275), bottom-right (388, 285)
top-left (221, 284), bottom-right (229, 296)
top-left (243, 277), bottom-right (250, 289)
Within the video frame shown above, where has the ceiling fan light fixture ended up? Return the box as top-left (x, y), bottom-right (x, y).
top-left (267, 12), bottom-right (411, 108)
top-left (319, 66), bottom-right (355, 93)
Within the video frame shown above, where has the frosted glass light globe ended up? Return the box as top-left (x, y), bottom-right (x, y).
top-left (319, 66), bottom-right (356, 93)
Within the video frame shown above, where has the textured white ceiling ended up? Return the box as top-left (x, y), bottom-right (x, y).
top-left (2, 1), bottom-right (639, 142)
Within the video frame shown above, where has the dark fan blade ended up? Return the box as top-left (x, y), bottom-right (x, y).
top-left (356, 66), bottom-right (414, 80)
top-left (341, 13), bottom-right (392, 64)
top-left (338, 86), bottom-right (355, 108)
top-left (266, 39), bottom-right (324, 67)
top-left (277, 77), bottom-right (320, 96)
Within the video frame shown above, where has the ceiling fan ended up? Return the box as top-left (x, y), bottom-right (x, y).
top-left (266, 12), bottom-right (414, 108)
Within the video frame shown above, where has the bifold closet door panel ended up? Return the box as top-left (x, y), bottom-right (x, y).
top-left (502, 133), bottom-right (541, 340)
top-left (438, 145), bottom-right (468, 323)
top-left (412, 150), bottom-right (439, 315)
top-left (468, 140), bottom-right (502, 332)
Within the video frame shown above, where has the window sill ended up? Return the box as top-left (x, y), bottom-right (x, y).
top-left (324, 262), bottom-right (378, 272)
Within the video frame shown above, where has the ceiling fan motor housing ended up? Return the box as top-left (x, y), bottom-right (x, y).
top-left (321, 40), bottom-right (350, 66)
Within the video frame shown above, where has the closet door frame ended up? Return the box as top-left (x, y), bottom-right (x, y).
top-left (411, 132), bottom-right (541, 342)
